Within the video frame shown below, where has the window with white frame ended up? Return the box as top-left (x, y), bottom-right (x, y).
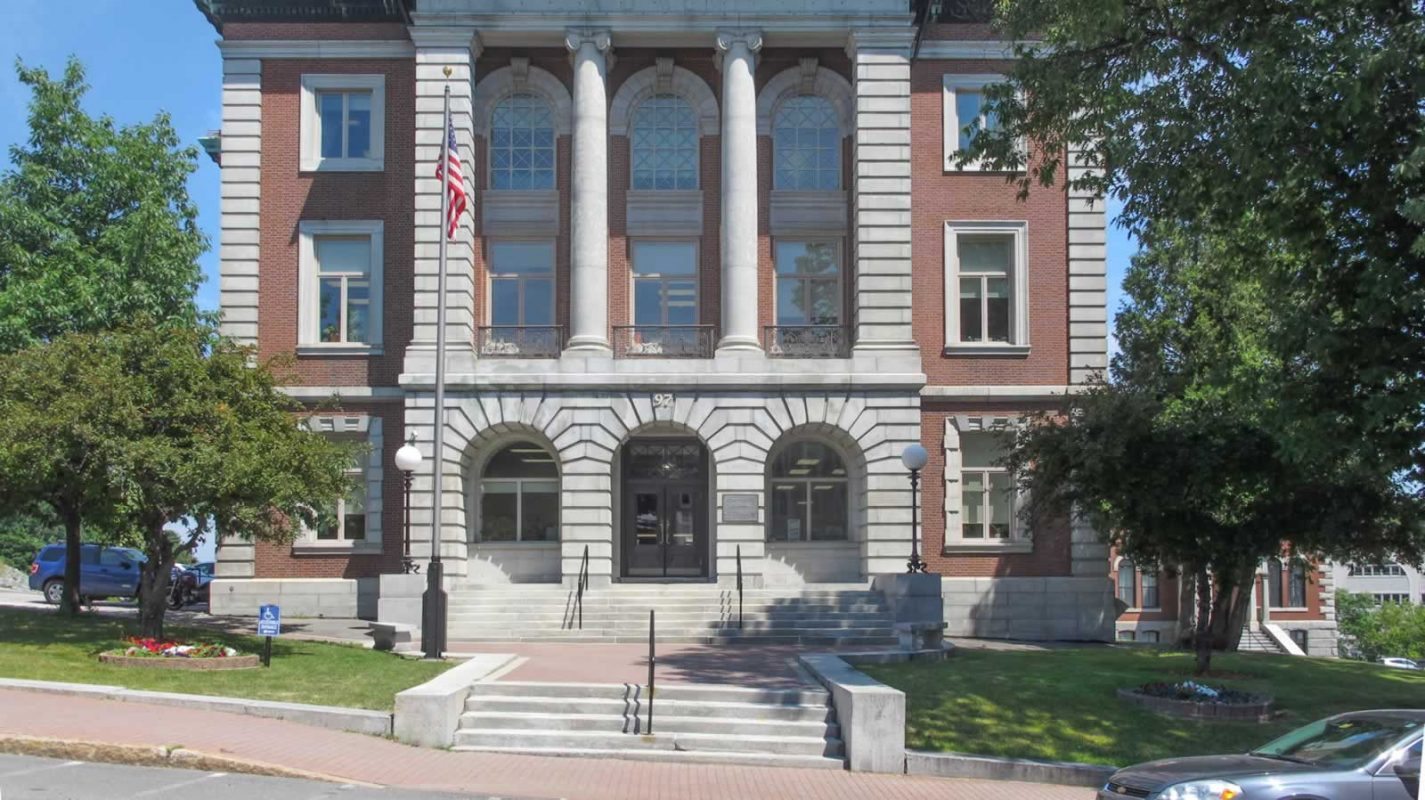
top-left (1374, 593), bottom-right (1412, 605)
top-left (631, 94), bottom-right (698, 190)
top-left (1116, 630), bottom-right (1135, 642)
top-left (1141, 570), bottom-right (1160, 609)
top-left (1117, 559), bottom-right (1137, 607)
top-left (479, 443), bottom-right (559, 542)
top-left (1349, 563), bottom-right (1407, 577)
top-left (942, 74), bottom-right (1005, 171)
top-left (958, 432), bottom-right (1018, 542)
top-left (774, 241), bottom-right (841, 326)
top-left (298, 221), bottom-right (384, 351)
top-left (632, 241), bottom-right (698, 326)
top-left (773, 96), bottom-right (840, 190)
top-left (490, 92), bottom-right (555, 190)
top-left (1267, 557), bottom-right (1309, 608)
top-left (488, 241), bottom-right (554, 327)
top-left (767, 440), bottom-right (849, 542)
top-left (1142, 630), bottom-right (1161, 644)
top-left (944, 221), bottom-right (1029, 351)
top-left (300, 75), bottom-right (385, 172)
top-left (300, 417), bottom-right (382, 550)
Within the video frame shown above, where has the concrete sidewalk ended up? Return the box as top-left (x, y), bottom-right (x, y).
top-left (0, 688), bottom-right (1093, 800)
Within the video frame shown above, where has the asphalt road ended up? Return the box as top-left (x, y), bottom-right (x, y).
top-left (0, 754), bottom-right (514, 800)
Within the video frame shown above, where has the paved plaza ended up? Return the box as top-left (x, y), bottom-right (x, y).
top-left (0, 689), bottom-right (1094, 800)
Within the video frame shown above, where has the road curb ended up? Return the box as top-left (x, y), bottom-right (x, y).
top-left (0, 678), bottom-right (393, 736)
top-left (0, 734), bottom-right (378, 786)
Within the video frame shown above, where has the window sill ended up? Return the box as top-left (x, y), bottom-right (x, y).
top-left (471, 540), bottom-right (560, 547)
top-left (1126, 607), bottom-right (1162, 613)
top-left (300, 158), bottom-right (385, 173)
top-left (942, 541), bottom-right (1033, 555)
top-left (943, 344), bottom-right (1030, 358)
top-left (292, 542), bottom-right (383, 555)
top-left (1266, 607), bottom-right (1310, 613)
top-left (765, 539), bottom-right (856, 547)
top-left (296, 344), bottom-right (383, 358)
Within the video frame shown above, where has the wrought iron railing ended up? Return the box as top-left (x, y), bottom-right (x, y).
top-left (576, 545), bottom-right (589, 631)
top-left (613, 325), bottom-right (716, 359)
top-left (646, 609), bottom-right (656, 734)
top-left (763, 325), bottom-right (850, 358)
top-left (476, 325), bottom-right (564, 358)
top-left (736, 545), bottom-right (744, 630)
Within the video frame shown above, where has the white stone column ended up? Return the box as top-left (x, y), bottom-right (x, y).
top-left (565, 28), bottom-right (613, 352)
top-left (847, 30), bottom-right (917, 352)
top-left (716, 29), bottom-right (763, 352)
top-left (406, 27), bottom-right (480, 378)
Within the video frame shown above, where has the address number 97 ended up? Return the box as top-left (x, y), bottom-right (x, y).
top-left (652, 393), bottom-right (675, 409)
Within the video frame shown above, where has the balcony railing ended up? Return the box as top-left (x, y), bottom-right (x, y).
top-left (763, 325), bottom-right (850, 358)
top-left (476, 325), bottom-right (564, 358)
top-left (613, 325), bottom-right (717, 359)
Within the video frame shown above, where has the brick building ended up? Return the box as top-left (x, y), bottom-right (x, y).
top-left (197, 0), bottom-right (1117, 641)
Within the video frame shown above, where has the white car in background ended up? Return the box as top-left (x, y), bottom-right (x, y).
top-left (1380, 657), bottom-right (1421, 671)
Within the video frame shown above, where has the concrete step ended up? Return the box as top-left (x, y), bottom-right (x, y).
top-left (451, 728), bottom-right (842, 758)
top-left (448, 632), bottom-right (899, 646)
top-left (445, 605), bottom-right (892, 617)
top-left (447, 745), bottom-right (847, 770)
top-left (469, 682), bottom-right (828, 705)
top-left (458, 711), bottom-right (840, 739)
top-left (464, 695), bottom-right (834, 722)
top-left (444, 617), bottom-right (893, 631)
top-left (446, 600), bottom-right (890, 612)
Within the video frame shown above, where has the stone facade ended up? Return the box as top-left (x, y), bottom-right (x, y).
top-left (200, 0), bottom-right (1116, 642)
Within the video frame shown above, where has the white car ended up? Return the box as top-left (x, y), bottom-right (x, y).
top-left (1380, 657), bottom-right (1421, 671)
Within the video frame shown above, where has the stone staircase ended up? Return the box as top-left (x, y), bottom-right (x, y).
top-left (446, 583), bottom-right (898, 646)
top-left (1240, 627), bottom-right (1285, 654)
top-left (452, 681), bottom-right (846, 769)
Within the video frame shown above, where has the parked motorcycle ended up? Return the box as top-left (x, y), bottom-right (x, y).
top-left (167, 567), bottom-right (199, 610)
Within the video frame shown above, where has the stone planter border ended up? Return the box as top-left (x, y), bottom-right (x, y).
top-left (1116, 687), bottom-right (1273, 722)
top-left (99, 652), bottom-right (261, 671)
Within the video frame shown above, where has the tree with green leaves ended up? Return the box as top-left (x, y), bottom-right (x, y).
top-left (0, 506), bottom-right (61, 570)
top-left (968, 1), bottom-right (1425, 671)
top-left (1336, 591), bottom-right (1425, 662)
top-left (0, 58), bottom-right (208, 353)
top-left (0, 324), bottom-right (355, 636)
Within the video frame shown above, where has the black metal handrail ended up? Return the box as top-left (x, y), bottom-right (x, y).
top-left (763, 325), bottom-right (850, 358)
top-left (576, 544), bottom-right (589, 631)
top-left (613, 325), bottom-right (717, 359)
top-left (476, 325), bottom-right (564, 358)
top-left (736, 545), bottom-right (744, 630)
top-left (646, 609), bottom-right (656, 734)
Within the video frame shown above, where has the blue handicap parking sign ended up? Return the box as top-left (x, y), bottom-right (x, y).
top-left (257, 604), bottom-right (281, 636)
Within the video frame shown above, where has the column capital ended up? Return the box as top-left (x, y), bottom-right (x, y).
top-left (565, 27), bottom-right (613, 55)
top-left (408, 25), bottom-right (483, 57)
top-left (715, 28), bottom-right (764, 53)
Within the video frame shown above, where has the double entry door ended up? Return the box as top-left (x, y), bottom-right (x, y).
top-left (621, 439), bottom-right (708, 579)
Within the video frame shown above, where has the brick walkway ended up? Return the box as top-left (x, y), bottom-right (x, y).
top-left (0, 689), bottom-right (1092, 800)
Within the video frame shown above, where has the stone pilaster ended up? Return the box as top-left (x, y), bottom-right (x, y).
top-left (1067, 145), bottom-right (1109, 383)
top-left (218, 56), bottom-right (262, 346)
top-left (716, 29), bottom-right (764, 352)
top-left (847, 29), bottom-right (917, 353)
top-left (406, 27), bottom-right (480, 379)
top-left (565, 28), bottom-right (613, 352)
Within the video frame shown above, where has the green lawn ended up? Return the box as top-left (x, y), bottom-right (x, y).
top-left (0, 608), bottom-right (450, 710)
top-left (863, 646), bottom-right (1425, 767)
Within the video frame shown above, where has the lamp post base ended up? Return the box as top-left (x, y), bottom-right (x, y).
top-left (420, 561), bottom-right (447, 659)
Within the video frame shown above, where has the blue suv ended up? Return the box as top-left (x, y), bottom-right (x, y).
top-left (28, 544), bottom-right (145, 605)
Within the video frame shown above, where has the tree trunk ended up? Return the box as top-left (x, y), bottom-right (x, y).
top-left (138, 523), bottom-right (174, 640)
top-left (1206, 563), bottom-right (1256, 651)
top-left (1174, 566), bottom-right (1198, 646)
top-left (1194, 567), bottom-right (1213, 675)
top-left (59, 506), bottom-right (82, 616)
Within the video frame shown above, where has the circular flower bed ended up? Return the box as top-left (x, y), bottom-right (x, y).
top-left (1118, 680), bottom-right (1273, 721)
top-left (98, 637), bottom-right (259, 670)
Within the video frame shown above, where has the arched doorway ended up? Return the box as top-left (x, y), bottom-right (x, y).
top-left (620, 437), bottom-right (710, 579)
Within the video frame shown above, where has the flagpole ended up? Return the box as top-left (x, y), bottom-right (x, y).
top-left (421, 73), bottom-right (453, 660)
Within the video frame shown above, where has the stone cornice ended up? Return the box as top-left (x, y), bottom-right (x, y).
top-left (408, 25), bottom-right (483, 56)
top-left (915, 39), bottom-right (1044, 60)
top-left (217, 39), bottom-right (415, 59)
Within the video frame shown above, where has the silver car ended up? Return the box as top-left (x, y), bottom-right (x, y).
top-left (1099, 710), bottom-right (1422, 799)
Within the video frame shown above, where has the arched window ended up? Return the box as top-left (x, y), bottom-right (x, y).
top-left (490, 92), bottom-right (555, 190)
top-left (773, 95), bottom-right (840, 190)
top-left (479, 442), bottom-right (558, 542)
top-left (631, 94), bottom-right (697, 190)
top-left (1140, 569), bottom-right (1159, 609)
top-left (767, 440), bottom-right (848, 542)
top-left (1116, 559), bottom-right (1137, 607)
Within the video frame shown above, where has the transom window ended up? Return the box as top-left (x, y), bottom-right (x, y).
top-left (632, 241), bottom-right (698, 325)
top-left (317, 452), bottom-right (367, 542)
top-left (945, 222), bottom-right (1029, 350)
top-left (318, 90), bottom-right (373, 161)
top-left (773, 96), bottom-right (840, 190)
top-left (490, 93), bottom-right (555, 190)
top-left (489, 242), bottom-right (554, 326)
top-left (775, 241), bottom-right (841, 326)
top-left (479, 443), bottom-right (559, 542)
top-left (631, 94), bottom-right (698, 190)
top-left (767, 441), bottom-right (848, 542)
top-left (315, 236), bottom-right (372, 344)
top-left (959, 432), bottom-right (1016, 541)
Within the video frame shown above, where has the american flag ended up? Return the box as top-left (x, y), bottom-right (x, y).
top-left (435, 121), bottom-right (467, 239)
